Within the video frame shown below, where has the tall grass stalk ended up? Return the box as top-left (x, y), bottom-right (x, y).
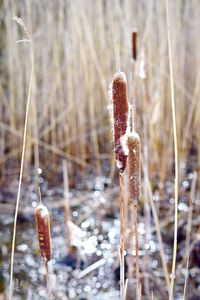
top-left (183, 171), bottom-right (197, 299)
top-left (62, 159), bottom-right (72, 248)
top-left (165, 1), bottom-right (179, 299)
top-left (143, 145), bottom-right (170, 294)
top-left (143, 159), bottom-right (170, 292)
top-left (9, 17), bottom-right (34, 300)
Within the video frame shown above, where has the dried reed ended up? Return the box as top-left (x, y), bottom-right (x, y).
top-left (9, 17), bottom-right (34, 300)
top-left (183, 171), bottom-right (197, 299)
top-left (143, 144), bottom-right (170, 294)
top-left (62, 159), bottom-right (72, 248)
top-left (165, 0), bottom-right (179, 298)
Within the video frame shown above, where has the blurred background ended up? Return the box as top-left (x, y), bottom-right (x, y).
top-left (0, 0), bottom-right (199, 299)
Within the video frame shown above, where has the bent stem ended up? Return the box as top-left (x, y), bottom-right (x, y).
top-left (165, 0), bottom-right (179, 298)
top-left (9, 18), bottom-right (34, 300)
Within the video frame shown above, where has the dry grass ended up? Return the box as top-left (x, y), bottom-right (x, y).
top-left (0, 0), bottom-right (199, 182)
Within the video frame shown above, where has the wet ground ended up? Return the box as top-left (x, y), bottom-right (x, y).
top-left (0, 166), bottom-right (200, 299)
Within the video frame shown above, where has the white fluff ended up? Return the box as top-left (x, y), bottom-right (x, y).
top-left (113, 71), bottom-right (127, 83)
top-left (36, 204), bottom-right (49, 219)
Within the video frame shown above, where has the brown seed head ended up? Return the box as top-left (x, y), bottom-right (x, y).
top-left (35, 204), bottom-right (51, 262)
top-left (127, 132), bottom-right (141, 201)
top-left (131, 29), bottom-right (138, 61)
top-left (112, 71), bottom-right (129, 172)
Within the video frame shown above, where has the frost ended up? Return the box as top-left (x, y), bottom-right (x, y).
top-left (107, 104), bottom-right (114, 130)
top-left (113, 71), bottom-right (127, 83)
top-left (36, 204), bottom-right (49, 219)
top-left (107, 82), bottom-right (114, 129)
top-left (128, 131), bottom-right (140, 141)
top-left (108, 83), bottom-right (113, 103)
top-left (137, 48), bottom-right (146, 79)
top-left (120, 133), bottom-right (129, 156)
top-left (116, 159), bottom-right (123, 170)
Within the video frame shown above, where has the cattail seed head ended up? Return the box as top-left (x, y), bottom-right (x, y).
top-left (131, 29), bottom-right (138, 61)
top-left (127, 132), bottom-right (141, 201)
top-left (35, 204), bottom-right (51, 262)
top-left (112, 71), bottom-right (129, 172)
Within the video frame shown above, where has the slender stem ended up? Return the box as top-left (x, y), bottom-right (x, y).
top-left (38, 187), bottom-right (42, 204)
top-left (9, 19), bottom-right (34, 300)
top-left (133, 201), bottom-right (140, 300)
top-left (45, 261), bottom-right (50, 299)
top-left (128, 202), bottom-right (134, 280)
top-left (116, 38), bottom-right (121, 72)
top-left (143, 148), bottom-right (170, 293)
top-left (165, 1), bottom-right (179, 299)
top-left (183, 172), bottom-right (197, 299)
top-left (62, 159), bottom-right (72, 249)
top-left (119, 173), bottom-right (125, 300)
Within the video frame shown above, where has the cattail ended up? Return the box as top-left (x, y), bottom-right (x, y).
top-left (112, 71), bottom-right (129, 173)
top-left (131, 29), bottom-right (138, 61)
top-left (35, 204), bottom-right (51, 263)
top-left (127, 132), bottom-right (141, 201)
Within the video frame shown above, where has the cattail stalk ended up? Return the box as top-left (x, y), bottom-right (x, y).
top-left (35, 204), bottom-right (51, 263)
top-left (130, 29), bottom-right (138, 134)
top-left (131, 29), bottom-right (138, 61)
top-left (35, 200), bottom-right (51, 296)
top-left (127, 132), bottom-right (141, 299)
top-left (112, 71), bottom-right (129, 300)
top-left (127, 132), bottom-right (141, 202)
top-left (112, 72), bottom-right (128, 173)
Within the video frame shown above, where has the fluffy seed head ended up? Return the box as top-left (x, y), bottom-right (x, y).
top-left (127, 132), bottom-right (141, 201)
top-left (112, 71), bottom-right (129, 172)
top-left (35, 204), bottom-right (51, 262)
